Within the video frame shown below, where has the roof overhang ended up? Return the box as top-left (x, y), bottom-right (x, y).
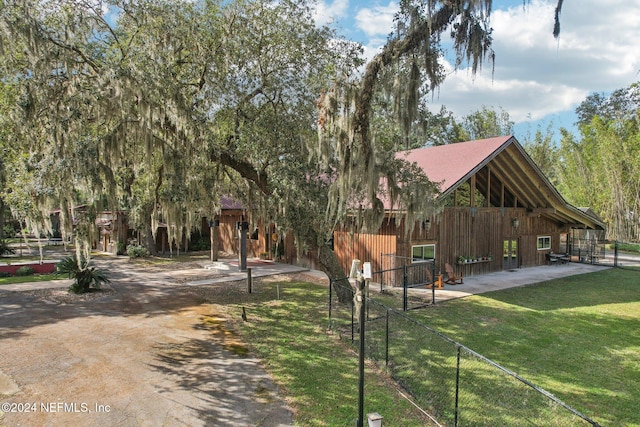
top-left (397, 136), bottom-right (605, 230)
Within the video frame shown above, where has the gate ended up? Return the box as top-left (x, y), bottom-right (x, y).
top-left (373, 254), bottom-right (438, 310)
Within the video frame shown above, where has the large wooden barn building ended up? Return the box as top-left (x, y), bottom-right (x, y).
top-left (84, 135), bottom-right (604, 279)
top-left (332, 135), bottom-right (605, 276)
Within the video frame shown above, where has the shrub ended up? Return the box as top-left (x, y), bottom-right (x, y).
top-left (188, 235), bottom-right (211, 251)
top-left (116, 241), bottom-right (126, 256)
top-left (126, 244), bottom-right (150, 258)
top-left (616, 242), bottom-right (640, 254)
top-left (272, 242), bottom-right (284, 259)
top-left (15, 266), bottom-right (35, 276)
top-left (57, 255), bottom-right (110, 294)
top-left (0, 240), bottom-right (15, 257)
top-left (2, 224), bottom-right (17, 238)
top-left (0, 272), bottom-right (11, 278)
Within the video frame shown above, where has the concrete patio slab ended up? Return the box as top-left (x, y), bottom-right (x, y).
top-left (424, 262), bottom-right (609, 302)
top-left (187, 259), bottom-right (310, 286)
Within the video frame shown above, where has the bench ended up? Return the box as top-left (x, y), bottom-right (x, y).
top-left (445, 263), bottom-right (463, 285)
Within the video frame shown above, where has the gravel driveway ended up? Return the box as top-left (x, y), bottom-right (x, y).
top-left (0, 257), bottom-right (294, 427)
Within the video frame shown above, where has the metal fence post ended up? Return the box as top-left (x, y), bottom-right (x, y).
top-left (403, 265), bottom-right (408, 311)
top-left (329, 279), bottom-right (333, 324)
top-left (614, 241), bottom-right (619, 268)
top-left (351, 298), bottom-right (355, 343)
top-left (385, 308), bottom-right (390, 367)
top-left (356, 276), bottom-right (366, 427)
top-left (431, 261), bottom-right (436, 305)
top-left (366, 281), bottom-right (370, 321)
top-left (455, 345), bottom-right (461, 427)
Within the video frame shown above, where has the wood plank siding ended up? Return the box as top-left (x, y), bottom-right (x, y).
top-left (215, 211), bottom-right (263, 257)
top-left (334, 220), bottom-right (398, 274)
top-left (431, 207), bottom-right (567, 275)
top-left (336, 206), bottom-right (569, 282)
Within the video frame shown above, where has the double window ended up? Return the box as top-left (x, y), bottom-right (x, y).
top-left (412, 244), bottom-right (436, 262)
top-left (537, 236), bottom-right (551, 250)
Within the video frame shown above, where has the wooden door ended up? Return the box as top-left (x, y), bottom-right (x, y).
top-left (503, 238), bottom-right (519, 270)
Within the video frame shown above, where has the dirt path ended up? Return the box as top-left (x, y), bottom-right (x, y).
top-left (0, 258), bottom-right (293, 427)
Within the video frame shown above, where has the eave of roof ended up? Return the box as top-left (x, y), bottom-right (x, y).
top-left (396, 136), bottom-right (605, 230)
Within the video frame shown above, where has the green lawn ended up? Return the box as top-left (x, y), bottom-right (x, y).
top-left (216, 269), bottom-right (639, 426)
top-left (0, 273), bottom-right (63, 285)
top-left (212, 282), bottom-right (436, 426)
top-left (406, 268), bottom-right (640, 426)
top-left (0, 255), bottom-right (45, 263)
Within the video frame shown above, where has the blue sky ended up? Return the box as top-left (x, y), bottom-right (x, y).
top-left (312, 0), bottom-right (640, 141)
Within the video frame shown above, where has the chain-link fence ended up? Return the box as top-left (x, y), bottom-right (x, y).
top-left (568, 238), bottom-right (640, 269)
top-left (369, 258), bottom-right (438, 311)
top-left (328, 279), bottom-right (601, 427)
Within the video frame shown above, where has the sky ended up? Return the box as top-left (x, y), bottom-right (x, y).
top-left (312, 0), bottom-right (640, 141)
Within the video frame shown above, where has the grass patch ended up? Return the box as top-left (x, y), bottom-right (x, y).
top-left (405, 268), bottom-right (640, 426)
top-left (204, 281), bottom-right (435, 426)
top-left (195, 268), bottom-right (640, 426)
top-left (0, 273), bottom-right (63, 285)
top-left (0, 255), bottom-right (45, 263)
top-left (1, 237), bottom-right (22, 244)
top-left (611, 242), bottom-right (640, 254)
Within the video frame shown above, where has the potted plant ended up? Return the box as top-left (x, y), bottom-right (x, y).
top-left (457, 256), bottom-right (465, 264)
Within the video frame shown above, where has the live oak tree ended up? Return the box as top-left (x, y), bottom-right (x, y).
top-left (0, 82), bottom-right (11, 239)
top-left (0, 0), bottom-right (506, 299)
top-left (0, 0), bottom-right (361, 273)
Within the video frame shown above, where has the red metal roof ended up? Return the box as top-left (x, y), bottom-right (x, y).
top-left (396, 135), bottom-right (513, 193)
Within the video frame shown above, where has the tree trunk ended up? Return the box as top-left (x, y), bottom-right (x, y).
top-left (314, 236), bottom-right (353, 304)
top-left (210, 221), bottom-right (218, 262)
top-left (0, 198), bottom-right (4, 239)
top-left (142, 223), bottom-right (158, 256)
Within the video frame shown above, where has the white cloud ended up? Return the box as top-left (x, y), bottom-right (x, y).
top-left (354, 2), bottom-right (397, 37)
top-left (323, 0), bottom-right (640, 132)
top-left (429, 0), bottom-right (640, 126)
top-left (430, 65), bottom-right (588, 122)
top-left (313, 0), bottom-right (350, 26)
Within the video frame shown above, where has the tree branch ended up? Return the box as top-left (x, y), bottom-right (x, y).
top-left (353, 3), bottom-right (459, 178)
top-left (553, 0), bottom-right (564, 38)
top-left (212, 151), bottom-right (271, 196)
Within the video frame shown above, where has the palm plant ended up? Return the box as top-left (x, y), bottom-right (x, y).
top-left (56, 254), bottom-right (110, 294)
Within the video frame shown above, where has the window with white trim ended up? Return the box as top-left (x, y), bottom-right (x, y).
top-left (412, 244), bottom-right (436, 262)
top-left (537, 236), bottom-right (551, 250)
